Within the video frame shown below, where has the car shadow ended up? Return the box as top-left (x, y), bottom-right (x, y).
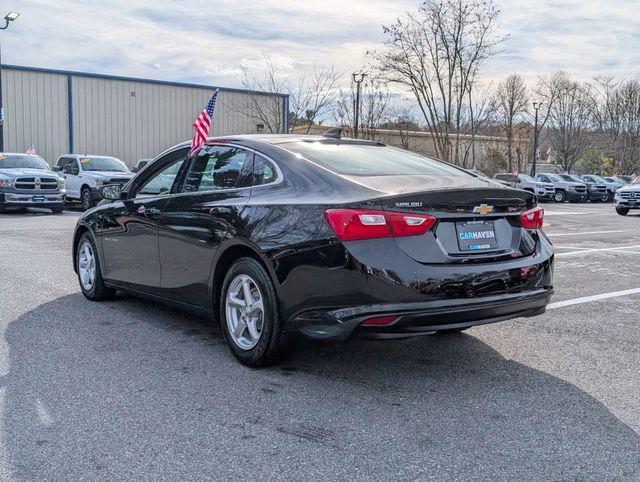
top-left (2, 293), bottom-right (639, 479)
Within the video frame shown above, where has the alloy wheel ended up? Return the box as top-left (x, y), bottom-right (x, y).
top-left (78, 240), bottom-right (96, 291)
top-left (225, 274), bottom-right (265, 350)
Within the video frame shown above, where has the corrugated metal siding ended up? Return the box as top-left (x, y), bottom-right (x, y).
top-left (1, 69), bottom-right (68, 164)
top-left (1, 66), bottom-right (286, 167)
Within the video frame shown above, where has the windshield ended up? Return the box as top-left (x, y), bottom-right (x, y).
top-left (634, 178), bottom-right (640, 185)
top-left (79, 156), bottom-right (129, 172)
top-left (0, 154), bottom-right (50, 170)
top-left (519, 174), bottom-right (535, 182)
top-left (547, 174), bottom-right (564, 182)
top-left (284, 142), bottom-right (468, 177)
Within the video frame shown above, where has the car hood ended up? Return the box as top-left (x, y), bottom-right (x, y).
top-left (618, 185), bottom-right (640, 193)
top-left (564, 182), bottom-right (586, 188)
top-left (0, 168), bottom-right (60, 179)
top-left (82, 171), bottom-right (134, 178)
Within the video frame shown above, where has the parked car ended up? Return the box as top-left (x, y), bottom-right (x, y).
top-left (614, 175), bottom-right (635, 185)
top-left (582, 174), bottom-right (618, 202)
top-left (534, 173), bottom-right (588, 203)
top-left (603, 176), bottom-right (625, 188)
top-left (558, 174), bottom-right (607, 202)
top-left (133, 158), bottom-right (153, 173)
top-left (0, 152), bottom-right (65, 213)
top-left (54, 155), bottom-right (135, 210)
top-left (72, 134), bottom-right (554, 366)
top-left (614, 177), bottom-right (640, 215)
top-left (493, 173), bottom-right (556, 201)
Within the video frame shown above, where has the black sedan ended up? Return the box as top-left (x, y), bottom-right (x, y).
top-left (72, 134), bottom-right (554, 366)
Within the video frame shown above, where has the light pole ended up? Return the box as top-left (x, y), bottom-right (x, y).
top-left (352, 71), bottom-right (366, 139)
top-left (531, 101), bottom-right (542, 177)
top-left (0, 11), bottom-right (20, 152)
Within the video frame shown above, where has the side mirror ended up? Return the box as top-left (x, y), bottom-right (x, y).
top-left (132, 166), bottom-right (140, 173)
top-left (53, 165), bottom-right (62, 172)
top-left (100, 184), bottom-right (122, 201)
top-left (62, 164), bottom-right (72, 174)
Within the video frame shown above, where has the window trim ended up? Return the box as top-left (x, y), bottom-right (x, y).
top-left (178, 143), bottom-right (284, 195)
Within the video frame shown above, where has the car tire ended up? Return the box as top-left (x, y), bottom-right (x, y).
top-left (220, 257), bottom-right (289, 367)
top-left (81, 187), bottom-right (94, 211)
top-left (76, 232), bottom-right (116, 301)
top-left (553, 191), bottom-right (566, 203)
top-left (51, 206), bottom-right (64, 214)
top-left (616, 207), bottom-right (630, 216)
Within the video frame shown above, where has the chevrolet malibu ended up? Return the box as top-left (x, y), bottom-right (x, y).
top-left (72, 134), bottom-right (554, 366)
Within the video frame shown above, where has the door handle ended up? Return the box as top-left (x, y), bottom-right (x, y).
top-left (137, 205), bottom-right (162, 217)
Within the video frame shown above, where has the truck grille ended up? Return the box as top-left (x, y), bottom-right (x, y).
top-left (106, 177), bottom-right (130, 185)
top-left (14, 177), bottom-right (59, 190)
top-left (595, 185), bottom-right (606, 192)
top-left (544, 186), bottom-right (554, 192)
top-left (575, 186), bottom-right (586, 193)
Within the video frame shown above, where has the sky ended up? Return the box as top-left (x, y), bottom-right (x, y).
top-left (2, 0), bottom-right (639, 91)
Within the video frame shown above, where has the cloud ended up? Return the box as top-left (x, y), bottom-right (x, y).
top-left (2, 0), bottom-right (639, 92)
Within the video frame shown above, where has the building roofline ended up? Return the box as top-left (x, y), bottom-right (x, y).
top-left (3, 64), bottom-right (288, 99)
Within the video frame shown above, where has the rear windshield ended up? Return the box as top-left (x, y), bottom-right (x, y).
top-left (285, 142), bottom-right (468, 177)
top-left (0, 154), bottom-right (50, 170)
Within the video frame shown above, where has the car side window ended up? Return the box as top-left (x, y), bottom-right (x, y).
top-left (67, 159), bottom-right (79, 175)
top-left (252, 154), bottom-right (278, 186)
top-left (539, 175), bottom-right (549, 182)
top-left (136, 158), bottom-right (186, 197)
top-left (183, 146), bottom-right (252, 192)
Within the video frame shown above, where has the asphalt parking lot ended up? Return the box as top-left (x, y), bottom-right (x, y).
top-left (1, 203), bottom-right (639, 480)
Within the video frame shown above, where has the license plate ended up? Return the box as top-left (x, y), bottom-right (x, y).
top-left (456, 221), bottom-right (498, 251)
top-left (32, 195), bottom-right (45, 202)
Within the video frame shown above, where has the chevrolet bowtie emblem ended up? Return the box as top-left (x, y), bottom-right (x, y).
top-left (473, 203), bottom-right (494, 215)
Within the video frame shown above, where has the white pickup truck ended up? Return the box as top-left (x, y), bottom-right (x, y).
top-left (54, 155), bottom-right (134, 210)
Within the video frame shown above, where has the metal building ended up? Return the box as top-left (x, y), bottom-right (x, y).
top-left (0, 65), bottom-right (289, 167)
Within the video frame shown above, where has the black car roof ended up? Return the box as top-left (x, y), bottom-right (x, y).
top-left (168, 134), bottom-right (383, 151)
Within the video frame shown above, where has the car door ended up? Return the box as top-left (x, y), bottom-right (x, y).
top-left (62, 158), bottom-right (82, 198)
top-left (157, 144), bottom-right (253, 306)
top-left (99, 148), bottom-right (189, 291)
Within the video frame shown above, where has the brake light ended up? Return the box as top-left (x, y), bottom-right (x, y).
top-left (361, 315), bottom-right (398, 326)
top-left (324, 209), bottom-right (436, 241)
top-left (520, 206), bottom-right (544, 229)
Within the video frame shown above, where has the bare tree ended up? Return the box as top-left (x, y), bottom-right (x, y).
top-left (381, 101), bottom-right (421, 149)
top-left (333, 79), bottom-right (390, 140)
top-left (288, 64), bottom-right (341, 133)
top-left (547, 74), bottom-right (592, 173)
top-left (590, 76), bottom-right (640, 174)
top-left (371, 0), bottom-right (504, 163)
top-left (235, 53), bottom-right (340, 134)
top-left (493, 74), bottom-right (528, 171)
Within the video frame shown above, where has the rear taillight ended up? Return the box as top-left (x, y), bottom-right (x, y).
top-left (520, 206), bottom-right (544, 229)
top-left (324, 209), bottom-right (436, 241)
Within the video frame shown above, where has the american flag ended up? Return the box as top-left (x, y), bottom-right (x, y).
top-left (190, 89), bottom-right (220, 154)
top-left (25, 144), bottom-right (37, 155)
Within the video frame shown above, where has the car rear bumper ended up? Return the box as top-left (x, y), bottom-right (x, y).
top-left (291, 288), bottom-right (553, 340)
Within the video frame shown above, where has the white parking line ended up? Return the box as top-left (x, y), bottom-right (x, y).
top-left (555, 244), bottom-right (640, 256)
top-left (548, 287), bottom-right (640, 309)
top-left (547, 230), bottom-right (631, 237)
top-left (544, 211), bottom-right (611, 216)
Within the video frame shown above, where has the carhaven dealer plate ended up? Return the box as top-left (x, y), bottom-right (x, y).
top-left (456, 220), bottom-right (498, 251)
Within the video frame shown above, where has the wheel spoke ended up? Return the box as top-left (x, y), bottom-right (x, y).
top-left (246, 318), bottom-right (260, 341)
top-left (241, 278), bottom-right (253, 306)
top-left (233, 318), bottom-right (246, 338)
top-left (228, 293), bottom-right (246, 308)
top-left (248, 298), bottom-right (264, 315)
